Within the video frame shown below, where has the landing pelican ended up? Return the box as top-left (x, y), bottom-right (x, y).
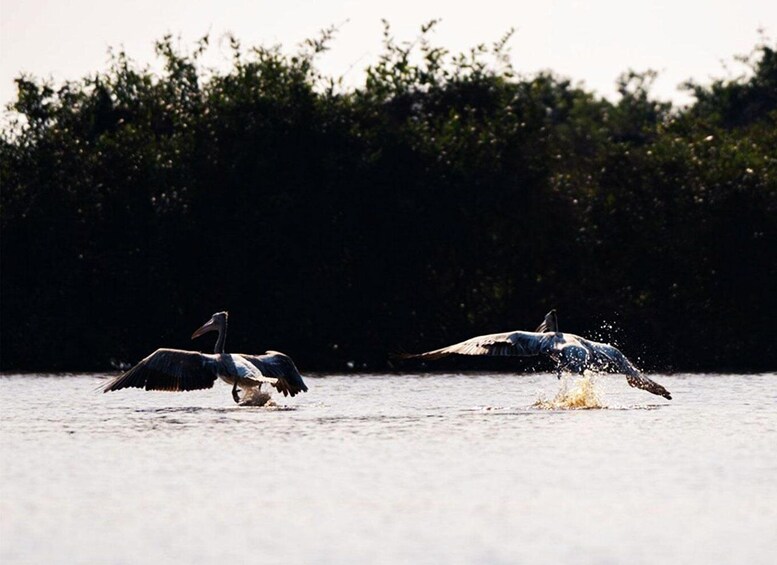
top-left (401, 310), bottom-right (671, 399)
top-left (103, 311), bottom-right (308, 403)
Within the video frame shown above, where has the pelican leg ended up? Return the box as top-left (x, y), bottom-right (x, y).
top-left (556, 362), bottom-right (562, 380)
top-left (232, 380), bottom-right (240, 404)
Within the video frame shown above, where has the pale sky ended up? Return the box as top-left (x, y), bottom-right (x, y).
top-left (1, 0), bottom-right (774, 112)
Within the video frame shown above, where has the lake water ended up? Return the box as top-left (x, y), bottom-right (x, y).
top-left (2, 372), bottom-right (776, 564)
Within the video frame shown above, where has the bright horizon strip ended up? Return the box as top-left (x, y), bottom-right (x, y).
top-left (1, 0), bottom-right (775, 112)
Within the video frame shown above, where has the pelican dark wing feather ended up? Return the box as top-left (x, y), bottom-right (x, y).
top-left (240, 351), bottom-right (308, 397)
top-left (535, 309), bottom-right (558, 333)
top-left (584, 340), bottom-right (672, 400)
top-left (401, 331), bottom-right (547, 361)
top-left (103, 348), bottom-right (219, 393)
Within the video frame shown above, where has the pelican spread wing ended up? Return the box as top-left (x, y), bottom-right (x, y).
top-left (240, 351), bottom-right (309, 397)
top-left (401, 331), bottom-right (548, 361)
top-left (535, 309), bottom-right (558, 333)
top-left (103, 348), bottom-right (277, 394)
top-left (584, 340), bottom-right (672, 399)
top-left (103, 348), bottom-right (221, 393)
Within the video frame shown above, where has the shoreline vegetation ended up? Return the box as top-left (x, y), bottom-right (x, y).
top-left (1, 23), bottom-right (775, 372)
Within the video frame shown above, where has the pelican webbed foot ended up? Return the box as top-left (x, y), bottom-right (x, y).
top-left (232, 382), bottom-right (241, 404)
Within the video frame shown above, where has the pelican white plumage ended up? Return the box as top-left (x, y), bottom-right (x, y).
top-left (401, 309), bottom-right (671, 399)
top-left (103, 311), bottom-right (308, 403)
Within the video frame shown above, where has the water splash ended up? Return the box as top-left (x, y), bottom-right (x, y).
top-left (589, 318), bottom-right (622, 346)
top-left (533, 374), bottom-right (605, 410)
top-left (239, 387), bottom-right (276, 407)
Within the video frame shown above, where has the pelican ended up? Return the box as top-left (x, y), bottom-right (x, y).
top-left (401, 309), bottom-right (671, 399)
top-left (103, 311), bottom-right (308, 403)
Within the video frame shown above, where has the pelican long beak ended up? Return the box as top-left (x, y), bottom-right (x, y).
top-left (191, 318), bottom-right (217, 339)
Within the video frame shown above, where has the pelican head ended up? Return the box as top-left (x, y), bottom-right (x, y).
top-left (191, 311), bottom-right (228, 340)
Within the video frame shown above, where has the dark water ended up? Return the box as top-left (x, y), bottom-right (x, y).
top-left (1, 372), bottom-right (776, 564)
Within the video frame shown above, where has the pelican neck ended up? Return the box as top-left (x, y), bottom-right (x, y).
top-left (214, 320), bottom-right (227, 354)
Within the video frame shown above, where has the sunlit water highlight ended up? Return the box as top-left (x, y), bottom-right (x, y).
top-left (2, 372), bottom-right (776, 564)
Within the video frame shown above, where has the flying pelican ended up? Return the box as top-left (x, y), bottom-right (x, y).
top-left (401, 309), bottom-right (671, 399)
top-left (103, 311), bottom-right (308, 403)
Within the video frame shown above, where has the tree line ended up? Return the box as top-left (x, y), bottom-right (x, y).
top-left (1, 23), bottom-right (775, 372)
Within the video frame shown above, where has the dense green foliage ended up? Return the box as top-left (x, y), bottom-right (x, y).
top-left (2, 24), bottom-right (775, 372)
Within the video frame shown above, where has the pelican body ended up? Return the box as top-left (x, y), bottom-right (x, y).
top-left (103, 312), bottom-right (308, 403)
top-left (402, 310), bottom-right (671, 400)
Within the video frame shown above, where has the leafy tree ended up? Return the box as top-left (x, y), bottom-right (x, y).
top-left (1, 25), bottom-right (775, 372)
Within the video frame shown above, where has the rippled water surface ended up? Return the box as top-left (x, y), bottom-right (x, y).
top-left (2, 372), bottom-right (776, 564)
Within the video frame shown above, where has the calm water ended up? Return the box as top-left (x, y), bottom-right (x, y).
top-left (2, 372), bottom-right (776, 564)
